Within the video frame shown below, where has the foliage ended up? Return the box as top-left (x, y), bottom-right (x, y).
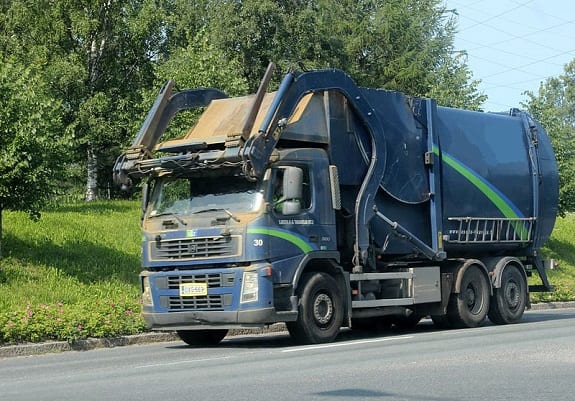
top-left (0, 297), bottom-right (145, 344)
top-left (146, 26), bottom-right (251, 140)
top-left (524, 60), bottom-right (575, 215)
top-left (426, 52), bottom-right (487, 110)
top-left (161, 0), bottom-right (485, 108)
top-left (154, 27), bottom-right (249, 95)
top-left (1, 0), bottom-right (167, 200)
top-left (1, 0), bottom-right (487, 202)
top-left (0, 55), bottom-right (69, 258)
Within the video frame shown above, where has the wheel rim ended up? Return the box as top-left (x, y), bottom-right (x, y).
top-left (464, 281), bottom-right (483, 315)
top-left (313, 292), bottom-right (334, 326)
top-left (504, 280), bottom-right (520, 310)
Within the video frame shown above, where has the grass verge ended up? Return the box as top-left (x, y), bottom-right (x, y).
top-left (0, 201), bottom-right (146, 344)
top-left (531, 214), bottom-right (575, 302)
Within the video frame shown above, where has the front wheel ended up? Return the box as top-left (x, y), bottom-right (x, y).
top-left (488, 264), bottom-right (527, 324)
top-left (287, 272), bottom-right (344, 344)
top-left (177, 329), bottom-right (228, 346)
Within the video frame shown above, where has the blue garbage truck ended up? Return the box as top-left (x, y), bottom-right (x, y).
top-left (114, 64), bottom-right (559, 345)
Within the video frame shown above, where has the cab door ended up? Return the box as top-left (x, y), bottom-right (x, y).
top-left (268, 160), bottom-right (336, 257)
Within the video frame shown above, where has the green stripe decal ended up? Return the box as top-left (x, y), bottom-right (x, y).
top-left (433, 145), bottom-right (529, 240)
top-left (248, 228), bottom-right (315, 253)
top-left (433, 146), bottom-right (521, 219)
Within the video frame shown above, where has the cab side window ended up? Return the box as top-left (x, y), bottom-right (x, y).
top-left (272, 167), bottom-right (311, 212)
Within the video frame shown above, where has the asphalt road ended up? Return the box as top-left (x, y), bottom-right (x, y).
top-left (1, 308), bottom-right (574, 401)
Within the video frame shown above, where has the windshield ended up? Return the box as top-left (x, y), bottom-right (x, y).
top-left (148, 176), bottom-right (264, 217)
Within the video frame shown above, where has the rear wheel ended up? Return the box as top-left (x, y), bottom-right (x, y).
top-left (177, 329), bottom-right (228, 346)
top-left (447, 264), bottom-right (490, 328)
top-left (488, 264), bottom-right (527, 324)
top-left (287, 272), bottom-right (344, 344)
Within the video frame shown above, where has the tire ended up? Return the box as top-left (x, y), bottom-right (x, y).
top-left (287, 272), bottom-right (344, 344)
top-left (488, 264), bottom-right (527, 325)
top-left (447, 264), bottom-right (490, 328)
top-left (176, 329), bottom-right (228, 346)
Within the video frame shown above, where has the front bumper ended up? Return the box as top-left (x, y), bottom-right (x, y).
top-left (143, 307), bottom-right (279, 330)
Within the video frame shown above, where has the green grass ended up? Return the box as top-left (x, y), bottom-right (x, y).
top-left (531, 214), bottom-right (575, 302)
top-left (0, 202), bottom-right (573, 344)
top-left (0, 201), bottom-right (146, 344)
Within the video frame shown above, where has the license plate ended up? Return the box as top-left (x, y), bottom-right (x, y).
top-left (179, 282), bottom-right (208, 297)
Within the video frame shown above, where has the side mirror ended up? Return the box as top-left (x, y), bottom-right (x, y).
top-left (282, 200), bottom-right (302, 215)
top-left (281, 167), bottom-right (303, 216)
top-left (283, 166), bottom-right (303, 200)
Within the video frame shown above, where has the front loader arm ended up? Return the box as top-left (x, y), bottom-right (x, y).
top-left (113, 80), bottom-right (227, 189)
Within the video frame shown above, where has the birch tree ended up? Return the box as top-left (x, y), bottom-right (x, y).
top-left (2, 0), bottom-right (166, 201)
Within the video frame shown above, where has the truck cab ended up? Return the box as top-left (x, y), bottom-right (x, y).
top-left (138, 146), bottom-right (346, 344)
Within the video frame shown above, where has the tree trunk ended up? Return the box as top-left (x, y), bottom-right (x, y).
top-left (84, 30), bottom-right (105, 203)
top-left (85, 146), bottom-right (98, 202)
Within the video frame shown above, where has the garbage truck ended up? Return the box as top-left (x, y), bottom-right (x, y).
top-left (114, 64), bottom-right (559, 345)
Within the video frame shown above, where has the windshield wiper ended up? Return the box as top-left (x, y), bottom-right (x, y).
top-left (149, 212), bottom-right (187, 226)
top-left (193, 208), bottom-right (240, 222)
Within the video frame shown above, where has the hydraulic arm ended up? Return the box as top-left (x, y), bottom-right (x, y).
top-left (112, 81), bottom-right (227, 188)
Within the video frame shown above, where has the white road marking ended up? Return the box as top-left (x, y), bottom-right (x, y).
top-left (282, 335), bottom-right (414, 353)
top-left (135, 355), bottom-right (233, 369)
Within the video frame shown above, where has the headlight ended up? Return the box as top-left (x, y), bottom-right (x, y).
top-left (241, 271), bottom-right (259, 303)
top-left (142, 276), bottom-right (154, 307)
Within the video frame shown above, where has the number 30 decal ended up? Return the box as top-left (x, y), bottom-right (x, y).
top-left (253, 239), bottom-right (264, 247)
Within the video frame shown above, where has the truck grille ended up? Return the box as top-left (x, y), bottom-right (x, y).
top-left (150, 235), bottom-right (241, 261)
top-left (168, 295), bottom-right (223, 310)
top-left (164, 273), bottom-right (235, 311)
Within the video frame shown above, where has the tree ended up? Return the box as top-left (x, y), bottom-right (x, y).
top-left (0, 56), bottom-right (68, 258)
top-left (147, 27), bottom-right (250, 139)
top-left (193, 0), bottom-right (484, 108)
top-left (153, 27), bottom-right (249, 97)
top-left (2, 0), bottom-right (167, 201)
top-left (426, 51), bottom-right (487, 110)
top-left (0, 0), bottom-right (486, 209)
top-left (524, 59), bottom-right (575, 215)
